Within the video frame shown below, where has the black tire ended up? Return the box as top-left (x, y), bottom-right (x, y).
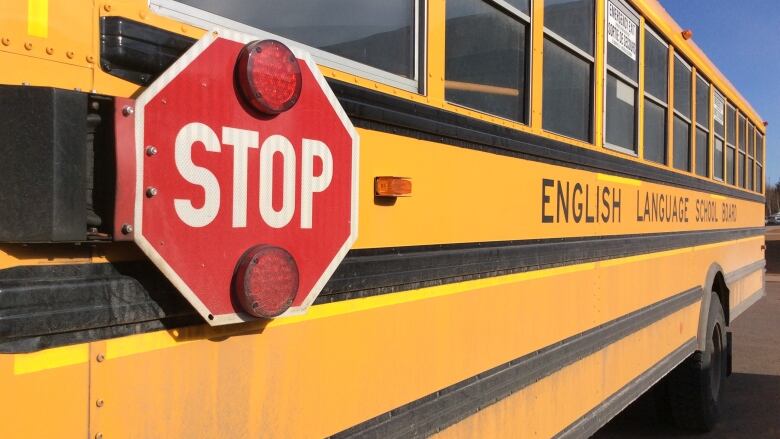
top-left (666, 292), bottom-right (727, 432)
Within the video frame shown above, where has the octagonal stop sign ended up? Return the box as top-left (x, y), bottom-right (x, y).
top-left (132, 30), bottom-right (358, 325)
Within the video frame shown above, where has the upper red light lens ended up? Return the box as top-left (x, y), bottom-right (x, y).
top-left (236, 40), bottom-right (302, 115)
top-left (234, 245), bottom-right (299, 318)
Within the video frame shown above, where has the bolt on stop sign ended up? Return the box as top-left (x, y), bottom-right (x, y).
top-left (130, 30), bottom-right (358, 325)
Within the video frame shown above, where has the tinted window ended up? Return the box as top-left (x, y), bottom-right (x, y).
top-left (748, 158), bottom-right (754, 190)
top-left (714, 137), bottom-right (724, 180)
top-left (605, 0), bottom-right (638, 80)
top-left (674, 58), bottom-right (691, 118)
top-left (446, 0), bottom-right (528, 121)
top-left (739, 115), bottom-right (746, 151)
top-left (726, 147), bottom-right (735, 184)
top-left (713, 91), bottom-right (725, 137)
top-left (673, 116), bottom-right (690, 171)
top-left (175, 0), bottom-right (416, 78)
top-left (696, 77), bottom-right (709, 127)
top-left (644, 31), bottom-right (667, 101)
top-left (605, 72), bottom-right (636, 150)
top-left (758, 133), bottom-right (764, 164)
top-left (644, 98), bottom-right (666, 164)
top-left (758, 166), bottom-right (763, 192)
top-left (545, 0), bottom-right (594, 54)
top-left (739, 152), bottom-right (746, 187)
top-left (695, 127), bottom-right (708, 176)
top-left (748, 123), bottom-right (755, 155)
top-left (543, 39), bottom-right (592, 141)
top-left (727, 105), bottom-right (736, 144)
top-left (506, 0), bottom-right (530, 14)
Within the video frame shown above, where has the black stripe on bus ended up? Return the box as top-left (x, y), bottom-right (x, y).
top-left (0, 227), bottom-right (762, 353)
top-left (554, 338), bottom-right (698, 439)
top-left (327, 80), bottom-right (764, 204)
top-left (318, 227), bottom-right (764, 302)
top-left (330, 288), bottom-right (701, 439)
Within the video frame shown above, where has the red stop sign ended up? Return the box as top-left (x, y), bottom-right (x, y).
top-left (132, 30), bottom-right (358, 325)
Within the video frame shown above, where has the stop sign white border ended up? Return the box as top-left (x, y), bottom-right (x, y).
top-left (133, 28), bottom-right (359, 325)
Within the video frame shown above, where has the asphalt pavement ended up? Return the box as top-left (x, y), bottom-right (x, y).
top-left (594, 227), bottom-right (780, 438)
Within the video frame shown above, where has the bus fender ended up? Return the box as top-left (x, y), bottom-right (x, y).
top-left (696, 263), bottom-right (726, 352)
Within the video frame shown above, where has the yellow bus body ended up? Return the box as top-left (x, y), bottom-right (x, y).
top-left (0, 0), bottom-right (766, 437)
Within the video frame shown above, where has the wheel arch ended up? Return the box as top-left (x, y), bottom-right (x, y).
top-left (697, 263), bottom-right (730, 351)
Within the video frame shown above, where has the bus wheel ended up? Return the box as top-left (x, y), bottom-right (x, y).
top-left (667, 292), bottom-right (727, 432)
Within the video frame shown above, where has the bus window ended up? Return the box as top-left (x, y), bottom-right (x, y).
top-left (445, 0), bottom-right (529, 122)
top-left (695, 75), bottom-right (710, 176)
top-left (673, 55), bottom-right (692, 171)
top-left (748, 123), bottom-right (755, 190)
top-left (713, 90), bottom-right (725, 180)
top-left (643, 29), bottom-right (668, 164)
top-left (543, 0), bottom-right (594, 142)
top-left (757, 132), bottom-right (765, 192)
top-left (165, 0), bottom-right (418, 84)
top-left (604, 0), bottom-right (639, 154)
top-left (726, 103), bottom-right (737, 185)
top-left (738, 114), bottom-right (747, 188)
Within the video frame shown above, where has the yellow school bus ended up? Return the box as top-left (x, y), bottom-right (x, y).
top-left (0, 0), bottom-right (767, 437)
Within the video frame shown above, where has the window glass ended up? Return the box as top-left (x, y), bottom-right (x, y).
top-left (726, 105), bottom-right (736, 145)
top-left (695, 127), bottom-right (708, 176)
top-left (738, 114), bottom-right (746, 151)
top-left (713, 91), bottom-right (725, 137)
top-left (545, 0), bottom-right (594, 54)
top-left (543, 38), bottom-right (592, 141)
top-left (605, 0), bottom-right (638, 80)
top-left (696, 76), bottom-right (709, 127)
top-left (739, 152), bottom-right (746, 187)
top-left (748, 123), bottom-right (755, 156)
top-left (758, 166), bottom-right (763, 192)
top-left (506, 0), bottom-right (530, 14)
top-left (644, 98), bottom-right (666, 164)
top-left (758, 133), bottom-right (764, 164)
top-left (674, 58), bottom-right (691, 118)
top-left (673, 116), bottom-right (690, 171)
top-left (605, 72), bottom-right (636, 150)
top-left (644, 31), bottom-right (667, 101)
top-left (714, 137), bottom-right (724, 180)
top-left (748, 158), bottom-right (754, 190)
top-left (446, 0), bottom-right (528, 121)
top-left (726, 147), bottom-right (735, 185)
top-left (175, 0), bottom-right (416, 78)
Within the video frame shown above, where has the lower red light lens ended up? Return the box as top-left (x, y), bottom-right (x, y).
top-left (234, 245), bottom-right (299, 318)
top-left (236, 40), bottom-right (302, 115)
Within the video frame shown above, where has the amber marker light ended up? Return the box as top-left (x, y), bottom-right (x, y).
top-left (375, 177), bottom-right (412, 197)
top-left (681, 29), bottom-right (693, 40)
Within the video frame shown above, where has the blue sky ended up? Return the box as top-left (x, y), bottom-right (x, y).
top-left (658, 0), bottom-right (780, 183)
